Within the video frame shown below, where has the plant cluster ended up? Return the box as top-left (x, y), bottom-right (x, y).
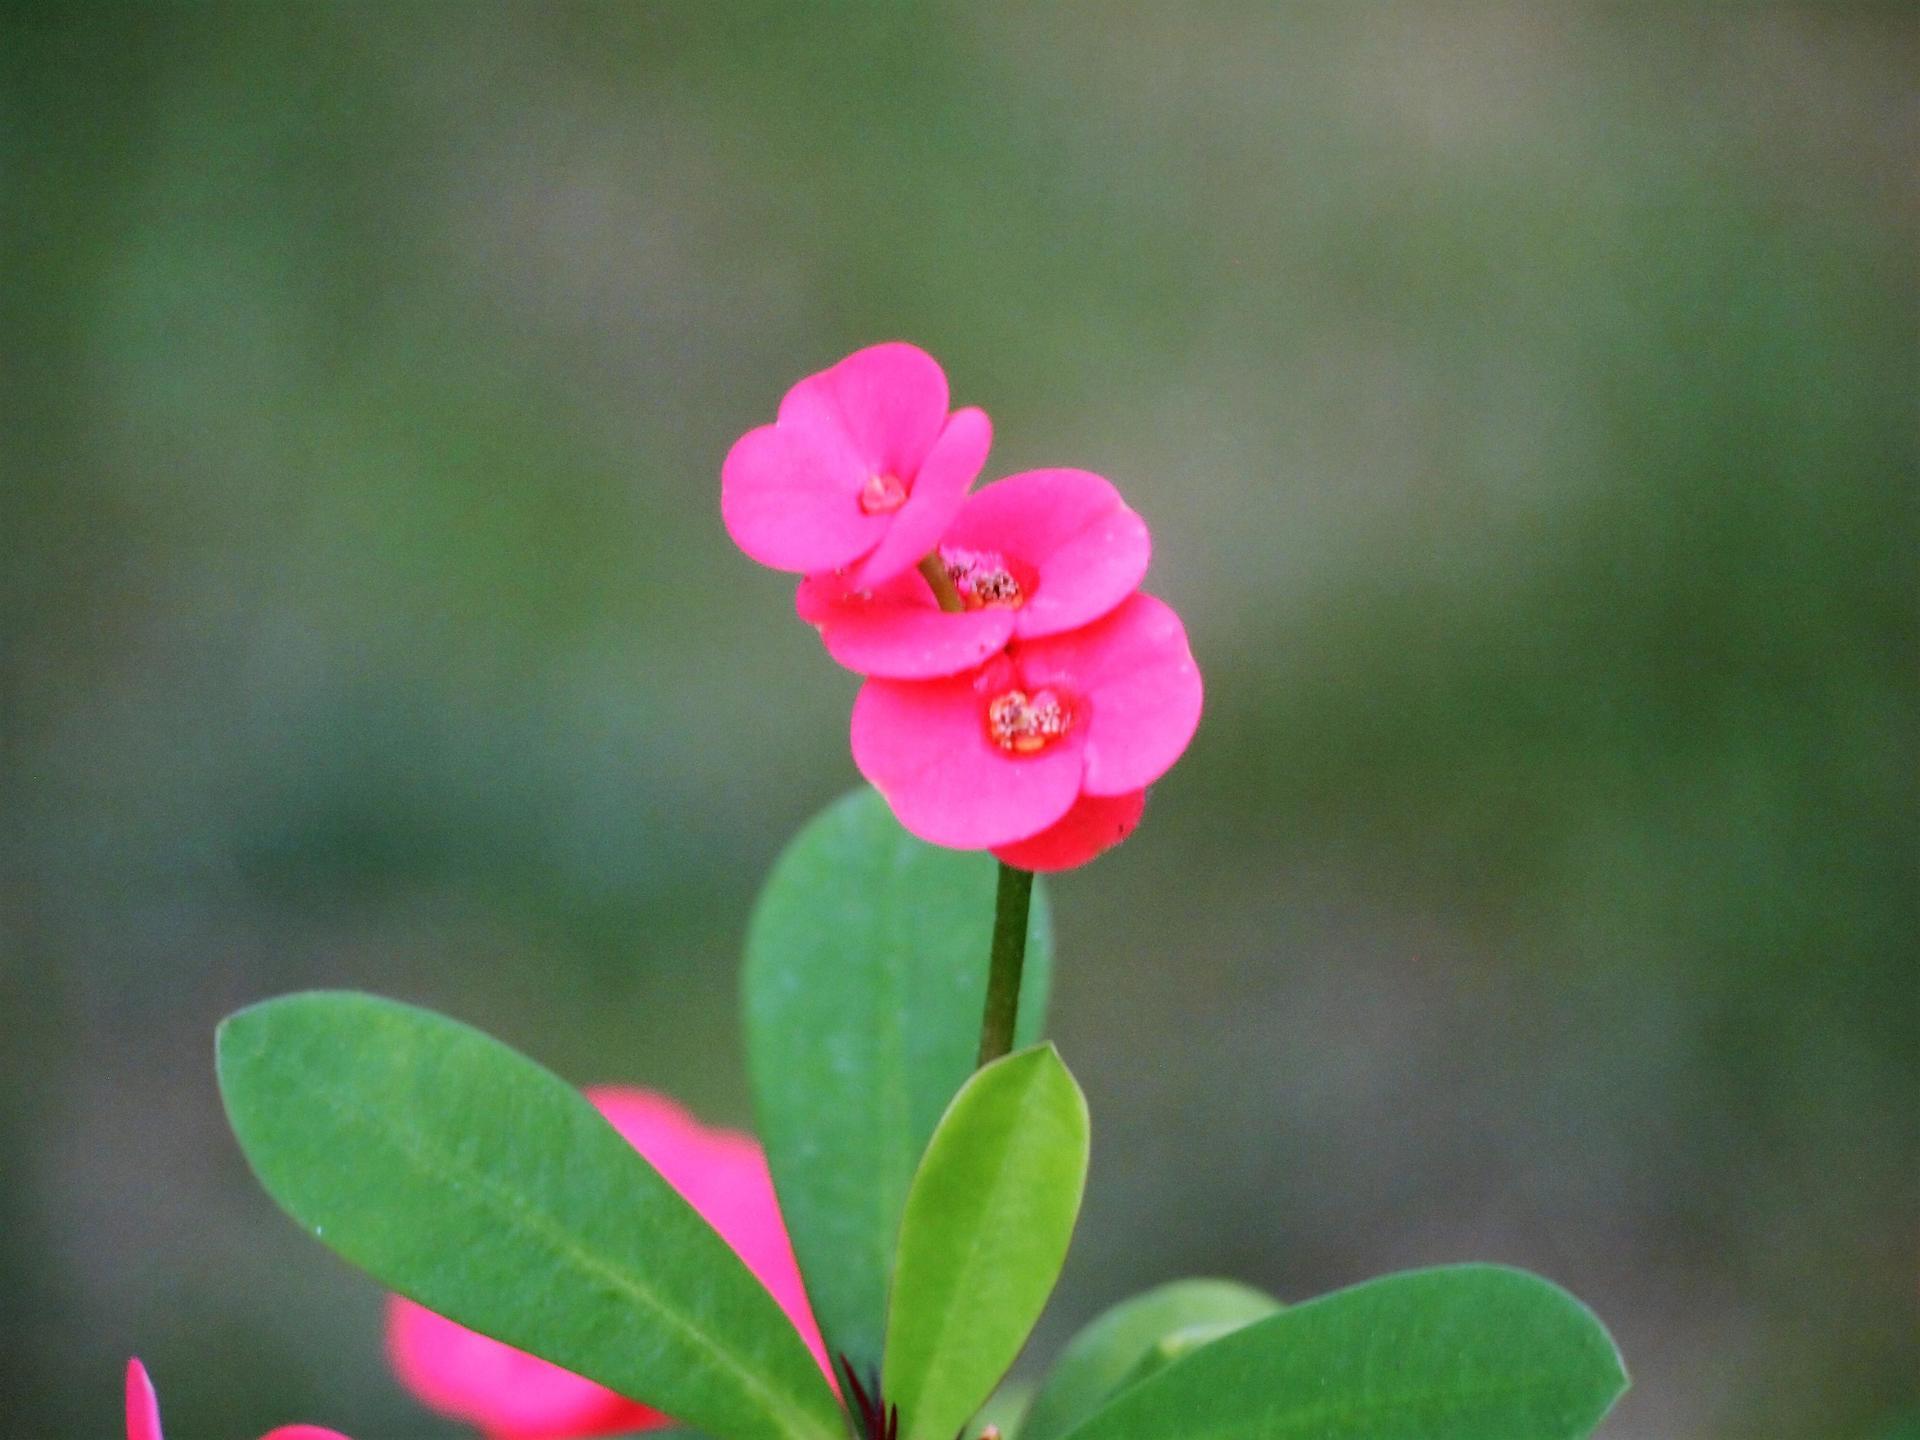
top-left (125, 346), bottom-right (1625, 1440)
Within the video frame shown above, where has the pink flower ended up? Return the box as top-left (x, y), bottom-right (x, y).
top-left (126, 1358), bottom-right (348, 1440)
top-left (722, 343), bottom-right (991, 587)
top-left (387, 1088), bottom-right (827, 1440)
top-left (795, 467), bottom-right (1152, 678)
top-left (850, 592), bottom-right (1202, 868)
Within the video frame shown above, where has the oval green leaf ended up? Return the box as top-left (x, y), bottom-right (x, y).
top-left (1021, 1279), bottom-right (1280, 1440)
top-left (1059, 1264), bottom-right (1627, 1440)
top-left (743, 786), bottom-right (1052, 1375)
top-left (216, 991), bottom-right (843, 1440)
top-left (882, 1044), bottom-right (1090, 1440)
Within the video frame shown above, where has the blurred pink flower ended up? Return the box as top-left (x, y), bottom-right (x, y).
top-left (796, 467), bottom-right (1151, 679)
top-left (722, 342), bottom-right (990, 587)
top-left (851, 593), bottom-right (1201, 865)
top-left (387, 1088), bottom-right (827, 1440)
top-left (126, 1359), bottom-right (348, 1440)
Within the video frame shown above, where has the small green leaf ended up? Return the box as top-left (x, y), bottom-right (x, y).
top-left (743, 786), bottom-right (1052, 1374)
top-left (882, 1044), bottom-right (1090, 1440)
top-left (1114, 1319), bottom-right (1250, 1389)
top-left (216, 992), bottom-right (843, 1440)
top-left (1059, 1264), bottom-right (1627, 1440)
top-left (1020, 1280), bottom-right (1280, 1440)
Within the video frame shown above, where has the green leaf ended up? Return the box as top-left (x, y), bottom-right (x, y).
top-left (1059, 1265), bottom-right (1626, 1440)
top-left (882, 1044), bottom-right (1090, 1440)
top-left (1020, 1280), bottom-right (1280, 1440)
top-left (216, 992), bottom-right (844, 1440)
top-left (743, 786), bottom-right (1052, 1375)
top-left (1120, 1319), bottom-right (1249, 1380)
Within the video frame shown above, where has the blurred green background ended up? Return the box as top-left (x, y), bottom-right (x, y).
top-left (3, 5), bottom-right (1914, 1437)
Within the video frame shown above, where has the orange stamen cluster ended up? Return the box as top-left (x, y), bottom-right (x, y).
top-left (943, 547), bottom-right (1025, 610)
top-left (986, 688), bottom-right (1070, 754)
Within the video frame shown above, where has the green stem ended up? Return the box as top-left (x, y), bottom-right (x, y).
top-left (977, 862), bottom-right (1035, 1067)
top-left (917, 552), bottom-right (965, 614)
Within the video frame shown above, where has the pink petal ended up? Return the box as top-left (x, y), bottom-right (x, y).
top-left (126, 1359), bottom-right (164, 1440)
top-left (850, 668), bottom-right (1085, 848)
top-left (386, 1300), bottom-right (660, 1440)
top-left (260, 1429), bottom-right (355, 1440)
top-left (991, 789), bottom-right (1146, 872)
top-left (796, 570), bottom-right (1015, 679)
top-left (849, 406), bottom-right (992, 587)
top-left (1014, 593), bottom-right (1202, 796)
top-left (721, 423), bottom-right (887, 575)
top-left (776, 342), bottom-right (950, 482)
top-left (943, 468), bottom-right (1151, 639)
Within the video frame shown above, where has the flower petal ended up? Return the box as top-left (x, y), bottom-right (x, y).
top-left (1015, 593), bottom-right (1201, 796)
top-left (776, 341), bottom-right (950, 482)
top-left (991, 789), bottom-right (1146, 872)
top-left (126, 1360), bottom-right (164, 1440)
top-left (797, 570), bottom-right (1015, 679)
top-left (851, 669), bottom-right (1085, 848)
top-left (260, 1429), bottom-right (356, 1440)
top-left (849, 406), bottom-right (992, 587)
top-left (944, 468), bottom-right (1150, 639)
top-left (721, 423), bottom-right (887, 574)
top-left (387, 1301), bottom-right (660, 1440)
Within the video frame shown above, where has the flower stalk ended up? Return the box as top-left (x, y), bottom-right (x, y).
top-left (977, 862), bottom-right (1034, 1066)
top-left (916, 551), bottom-right (965, 614)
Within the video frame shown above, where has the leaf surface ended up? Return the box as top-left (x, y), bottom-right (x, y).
top-left (1020, 1279), bottom-right (1279, 1440)
top-left (1059, 1264), bottom-right (1626, 1440)
top-left (218, 991), bottom-right (843, 1440)
top-left (882, 1044), bottom-right (1089, 1440)
top-left (744, 786), bottom-right (1052, 1374)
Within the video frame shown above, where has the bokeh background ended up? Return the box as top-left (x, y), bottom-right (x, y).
top-left (4, 5), bottom-right (1914, 1437)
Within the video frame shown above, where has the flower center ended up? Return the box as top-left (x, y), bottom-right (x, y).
top-left (986, 687), bottom-right (1071, 754)
top-left (942, 546), bottom-right (1026, 610)
top-left (859, 473), bottom-right (909, 515)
